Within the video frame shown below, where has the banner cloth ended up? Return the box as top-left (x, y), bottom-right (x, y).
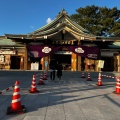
top-left (27, 45), bottom-right (100, 59)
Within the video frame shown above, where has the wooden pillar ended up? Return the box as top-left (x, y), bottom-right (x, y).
top-left (24, 45), bottom-right (28, 70)
top-left (77, 55), bottom-right (81, 71)
top-left (71, 52), bottom-right (77, 71)
top-left (20, 56), bottom-right (24, 70)
top-left (117, 55), bottom-right (120, 72)
top-left (41, 57), bottom-right (44, 70)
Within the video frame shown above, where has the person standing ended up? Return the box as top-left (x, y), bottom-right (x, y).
top-left (57, 62), bottom-right (63, 80)
top-left (49, 57), bottom-right (57, 80)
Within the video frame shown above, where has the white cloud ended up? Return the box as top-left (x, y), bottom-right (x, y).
top-left (46, 18), bottom-right (52, 24)
top-left (30, 25), bottom-right (34, 29)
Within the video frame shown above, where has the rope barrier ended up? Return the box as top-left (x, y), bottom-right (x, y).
top-left (0, 85), bottom-right (14, 95)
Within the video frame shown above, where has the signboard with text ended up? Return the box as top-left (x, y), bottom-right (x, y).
top-left (0, 50), bottom-right (16, 55)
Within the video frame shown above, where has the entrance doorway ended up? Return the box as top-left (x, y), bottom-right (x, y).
top-left (81, 57), bottom-right (85, 71)
top-left (53, 54), bottom-right (71, 70)
top-left (10, 56), bottom-right (21, 69)
top-left (101, 57), bottom-right (114, 71)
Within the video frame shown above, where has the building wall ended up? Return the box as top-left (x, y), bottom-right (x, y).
top-left (0, 47), bottom-right (25, 70)
top-left (1, 45), bottom-right (119, 72)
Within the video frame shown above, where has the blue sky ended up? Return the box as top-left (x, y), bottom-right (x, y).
top-left (0, 0), bottom-right (120, 35)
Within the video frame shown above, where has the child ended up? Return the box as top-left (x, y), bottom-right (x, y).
top-left (57, 62), bottom-right (63, 80)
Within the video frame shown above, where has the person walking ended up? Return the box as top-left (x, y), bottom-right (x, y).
top-left (49, 57), bottom-right (57, 80)
top-left (57, 62), bottom-right (63, 80)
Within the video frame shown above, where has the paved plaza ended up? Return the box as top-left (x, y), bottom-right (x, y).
top-left (0, 71), bottom-right (120, 120)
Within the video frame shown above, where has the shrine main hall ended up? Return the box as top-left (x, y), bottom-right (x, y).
top-left (0, 9), bottom-right (120, 72)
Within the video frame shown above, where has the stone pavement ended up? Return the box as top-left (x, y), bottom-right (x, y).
top-left (0, 71), bottom-right (120, 120)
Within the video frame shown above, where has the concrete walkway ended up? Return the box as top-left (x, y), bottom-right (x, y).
top-left (0, 71), bottom-right (120, 120)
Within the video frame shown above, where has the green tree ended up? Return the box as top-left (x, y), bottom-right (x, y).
top-left (70, 5), bottom-right (120, 37)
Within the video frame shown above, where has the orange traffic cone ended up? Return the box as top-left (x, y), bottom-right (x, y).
top-left (97, 73), bottom-right (103, 86)
top-left (81, 72), bottom-right (85, 78)
top-left (113, 77), bottom-right (120, 94)
top-left (29, 75), bottom-right (39, 93)
top-left (86, 73), bottom-right (92, 81)
top-left (6, 81), bottom-right (26, 114)
top-left (43, 71), bottom-right (47, 80)
top-left (44, 70), bottom-right (48, 77)
top-left (38, 74), bottom-right (45, 85)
